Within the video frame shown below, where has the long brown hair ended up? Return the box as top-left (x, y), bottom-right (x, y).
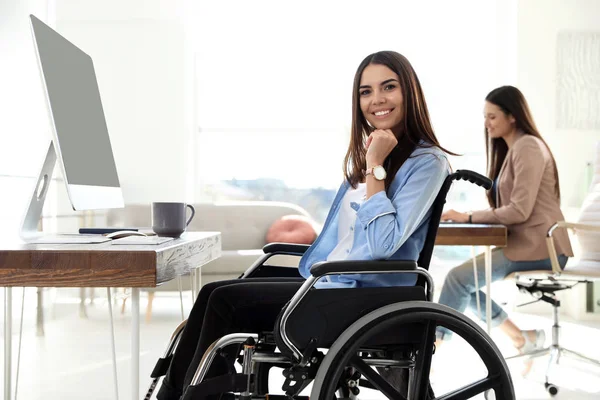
top-left (343, 51), bottom-right (454, 190)
top-left (485, 85), bottom-right (561, 206)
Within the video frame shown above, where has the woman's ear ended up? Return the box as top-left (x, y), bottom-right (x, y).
top-left (508, 114), bottom-right (516, 124)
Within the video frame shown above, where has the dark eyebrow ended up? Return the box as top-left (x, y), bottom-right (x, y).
top-left (359, 78), bottom-right (399, 89)
top-left (381, 79), bottom-right (399, 86)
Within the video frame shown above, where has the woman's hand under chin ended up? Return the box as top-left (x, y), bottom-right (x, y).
top-left (366, 129), bottom-right (398, 166)
top-left (441, 209), bottom-right (470, 223)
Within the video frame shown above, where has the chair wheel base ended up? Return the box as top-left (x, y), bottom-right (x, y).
top-left (545, 382), bottom-right (558, 396)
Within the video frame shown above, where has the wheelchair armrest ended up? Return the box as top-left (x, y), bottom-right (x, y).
top-left (262, 242), bottom-right (311, 256)
top-left (310, 259), bottom-right (417, 277)
top-left (241, 243), bottom-right (309, 279)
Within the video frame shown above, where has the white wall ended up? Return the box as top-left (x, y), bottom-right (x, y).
top-left (0, 0), bottom-right (53, 240)
top-left (54, 0), bottom-right (196, 206)
top-left (516, 0), bottom-right (600, 208)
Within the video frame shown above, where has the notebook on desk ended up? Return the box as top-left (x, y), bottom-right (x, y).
top-left (28, 234), bottom-right (111, 244)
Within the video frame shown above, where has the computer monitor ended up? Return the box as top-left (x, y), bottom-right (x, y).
top-left (21, 15), bottom-right (124, 241)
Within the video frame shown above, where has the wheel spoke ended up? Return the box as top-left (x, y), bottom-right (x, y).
top-left (408, 320), bottom-right (436, 399)
top-left (310, 302), bottom-right (514, 400)
top-left (434, 375), bottom-right (498, 400)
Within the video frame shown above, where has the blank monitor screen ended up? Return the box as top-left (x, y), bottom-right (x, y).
top-left (30, 15), bottom-right (122, 209)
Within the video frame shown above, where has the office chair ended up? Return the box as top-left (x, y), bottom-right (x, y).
top-left (505, 156), bottom-right (600, 396)
top-left (146, 170), bottom-right (516, 400)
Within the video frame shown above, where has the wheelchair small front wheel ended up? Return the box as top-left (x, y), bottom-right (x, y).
top-left (310, 301), bottom-right (515, 400)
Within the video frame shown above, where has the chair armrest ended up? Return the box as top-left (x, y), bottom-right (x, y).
top-left (554, 221), bottom-right (600, 233)
top-left (545, 221), bottom-right (600, 275)
top-left (310, 259), bottom-right (417, 278)
top-left (262, 242), bottom-right (310, 256)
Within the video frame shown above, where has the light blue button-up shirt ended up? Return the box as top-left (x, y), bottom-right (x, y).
top-left (298, 145), bottom-right (450, 288)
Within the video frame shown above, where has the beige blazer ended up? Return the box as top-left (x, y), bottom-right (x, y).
top-left (472, 135), bottom-right (573, 261)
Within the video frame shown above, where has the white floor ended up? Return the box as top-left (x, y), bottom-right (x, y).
top-left (1, 288), bottom-right (600, 400)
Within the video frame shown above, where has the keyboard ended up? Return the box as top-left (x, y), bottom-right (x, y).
top-left (28, 234), bottom-right (111, 244)
top-left (110, 236), bottom-right (174, 245)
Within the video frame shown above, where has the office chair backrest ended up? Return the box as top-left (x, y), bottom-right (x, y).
top-left (576, 141), bottom-right (600, 261)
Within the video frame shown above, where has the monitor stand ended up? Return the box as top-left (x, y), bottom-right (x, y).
top-left (20, 141), bottom-right (109, 244)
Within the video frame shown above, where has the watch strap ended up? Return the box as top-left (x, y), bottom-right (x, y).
top-left (364, 165), bottom-right (386, 181)
top-left (363, 165), bottom-right (383, 176)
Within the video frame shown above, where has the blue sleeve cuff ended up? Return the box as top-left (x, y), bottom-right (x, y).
top-left (356, 190), bottom-right (395, 229)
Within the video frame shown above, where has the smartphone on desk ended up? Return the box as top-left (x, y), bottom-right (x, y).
top-left (79, 228), bottom-right (139, 235)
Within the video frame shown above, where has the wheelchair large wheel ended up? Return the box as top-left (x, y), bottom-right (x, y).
top-left (311, 301), bottom-right (515, 400)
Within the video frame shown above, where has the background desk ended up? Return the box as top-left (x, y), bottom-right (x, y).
top-left (435, 223), bottom-right (508, 333)
top-left (0, 231), bottom-right (221, 400)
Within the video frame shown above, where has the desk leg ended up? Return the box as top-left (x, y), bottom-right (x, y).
top-left (131, 288), bottom-right (140, 400)
top-left (196, 268), bottom-right (202, 293)
top-left (190, 272), bottom-right (196, 304)
top-left (36, 288), bottom-right (44, 337)
top-left (484, 246), bottom-right (493, 334)
top-left (107, 289), bottom-right (120, 400)
top-left (177, 276), bottom-right (184, 321)
top-left (471, 246), bottom-right (482, 321)
top-left (4, 287), bottom-right (12, 400)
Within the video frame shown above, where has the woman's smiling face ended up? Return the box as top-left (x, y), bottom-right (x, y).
top-left (484, 101), bottom-right (515, 139)
top-left (359, 63), bottom-right (404, 130)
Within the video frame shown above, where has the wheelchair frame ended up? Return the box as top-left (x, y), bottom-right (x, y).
top-left (146, 170), bottom-right (516, 400)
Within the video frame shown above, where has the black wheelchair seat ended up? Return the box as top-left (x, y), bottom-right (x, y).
top-left (275, 285), bottom-right (427, 353)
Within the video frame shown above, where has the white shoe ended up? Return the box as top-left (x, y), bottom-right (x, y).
top-left (518, 329), bottom-right (546, 354)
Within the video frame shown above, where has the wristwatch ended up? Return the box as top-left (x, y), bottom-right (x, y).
top-left (364, 165), bottom-right (387, 181)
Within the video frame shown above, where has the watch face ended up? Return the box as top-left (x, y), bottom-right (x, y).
top-left (374, 166), bottom-right (387, 180)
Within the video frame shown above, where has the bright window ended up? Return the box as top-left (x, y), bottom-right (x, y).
top-left (192, 0), bottom-right (505, 225)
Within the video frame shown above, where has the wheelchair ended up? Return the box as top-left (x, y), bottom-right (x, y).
top-left (145, 170), bottom-right (515, 400)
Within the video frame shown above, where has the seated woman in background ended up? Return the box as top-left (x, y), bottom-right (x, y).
top-left (438, 85), bottom-right (573, 356)
top-left (157, 50), bottom-right (453, 400)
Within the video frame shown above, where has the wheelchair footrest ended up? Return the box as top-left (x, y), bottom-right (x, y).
top-left (181, 373), bottom-right (249, 400)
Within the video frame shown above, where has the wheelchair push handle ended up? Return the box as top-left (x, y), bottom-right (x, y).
top-left (453, 169), bottom-right (492, 190)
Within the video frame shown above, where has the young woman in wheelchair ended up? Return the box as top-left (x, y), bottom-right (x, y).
top-left (156, 50), bottom-right (457, 400)
top-left (438, 86), bottom-right (574, 357)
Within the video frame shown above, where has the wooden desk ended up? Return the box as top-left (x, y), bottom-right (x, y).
top-left (0, 232), bottom-right (221, 400)
top-left (436, 223), bottom-right (507, 247)
top-left (435, 223), bottom-right (508, 333)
